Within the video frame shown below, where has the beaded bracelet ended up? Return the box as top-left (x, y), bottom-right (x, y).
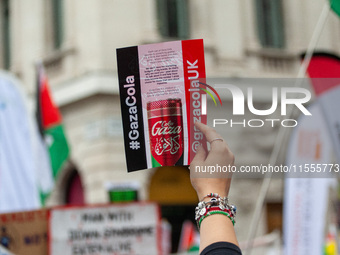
top-left (199, 205), bottom-right (235, 223)
top-left (201, 193), bottom-right (229, 204)
top-left (195, 197), bottom-right (234, 219)
top-left (202, 193), bottom-right (220, 200)
top-left (195, 193), bottom-right (236, 230)
top-left (198, 210), bottom-right (235, 228)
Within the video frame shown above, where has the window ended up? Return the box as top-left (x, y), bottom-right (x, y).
top-left (255, 0), bottom-right (285, 49)
top-left (157, 0), bottom-right (189, 39)
top-left (52, 0), bottom-right (63, 49)
top-left (1, 0), bottom-right (10, 69)
top-left (46, 0), bottom-right (64, 50)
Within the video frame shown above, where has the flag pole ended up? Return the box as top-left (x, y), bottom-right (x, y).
top-left (244, 3), bottom-right (331, 254)
top-left (297, 4), bottom-right (332, 79)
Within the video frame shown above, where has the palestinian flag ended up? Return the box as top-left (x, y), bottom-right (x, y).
top-left (178, 220), bottom-right (200, 252)
top-left (330, 0), bottom-right (340, 17)
top-left (36, 64), bottom-right (69, 203)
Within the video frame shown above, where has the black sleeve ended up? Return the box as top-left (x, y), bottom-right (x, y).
top-left (200, 242), bottom-right (242, 255)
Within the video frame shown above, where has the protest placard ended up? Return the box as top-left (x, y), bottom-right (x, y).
top-left (49, 203), bottom-right (161, 255)
top-left (0, 209), bottom-right (48, 255)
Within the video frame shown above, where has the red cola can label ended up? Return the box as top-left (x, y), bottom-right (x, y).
top-left (147, 99), bottom-right (184, 166)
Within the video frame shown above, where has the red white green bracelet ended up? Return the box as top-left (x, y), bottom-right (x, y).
top-left (195, 193), bottom-right (236, 230)
top-left (198, 210), bottom-right (235, 228)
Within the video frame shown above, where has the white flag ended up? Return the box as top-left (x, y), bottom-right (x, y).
top-left (0, 244), bottom-right (15, 255)
top-left (0, 71), bottom-right (48, 212)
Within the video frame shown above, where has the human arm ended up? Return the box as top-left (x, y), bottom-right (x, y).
top-left (190, 122), bottom-right (240, 254)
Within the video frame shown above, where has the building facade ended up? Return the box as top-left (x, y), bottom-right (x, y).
top-left (1, 0), bottom-right (340, 251)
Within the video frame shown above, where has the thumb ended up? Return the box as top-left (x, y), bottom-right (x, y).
top-left (191, 144), bottom-right (207, 164)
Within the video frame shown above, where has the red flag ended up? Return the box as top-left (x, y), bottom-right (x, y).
top-left (38, 71), bottom-right (62, 129)
top-left (303, 52), bottom-right (340, 94)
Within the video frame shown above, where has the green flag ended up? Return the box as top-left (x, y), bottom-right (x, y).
top-left (330, 0), bottom-right (340, 17)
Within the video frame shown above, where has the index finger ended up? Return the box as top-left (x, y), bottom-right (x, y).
top-left (194, 122), bottom-right (223, 142)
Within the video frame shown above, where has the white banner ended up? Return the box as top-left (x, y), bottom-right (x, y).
top-left (284, 103), bottom-right (335, 255)
top-left (318, 85), bottom-right (340, 162)
top-left (50, 203), bottom-right (161, 255)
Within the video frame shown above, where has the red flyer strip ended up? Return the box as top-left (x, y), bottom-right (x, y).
top-left (182, 39), bottom-right (207, 163)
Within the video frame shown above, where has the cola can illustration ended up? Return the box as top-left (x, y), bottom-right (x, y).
top-left (147, 99), bottom-right (184, 167)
